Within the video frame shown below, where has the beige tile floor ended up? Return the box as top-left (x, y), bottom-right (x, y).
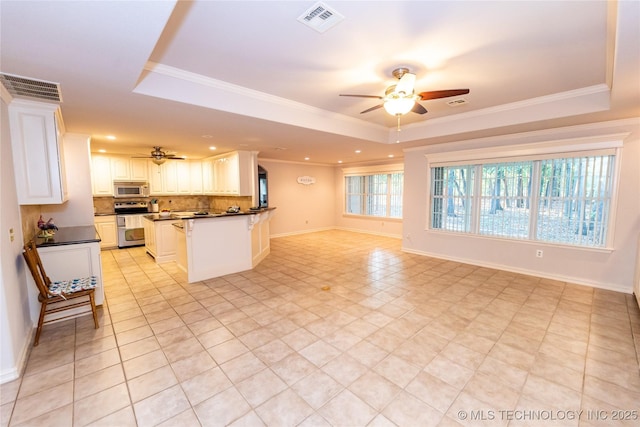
top-left (2, 230), bottom-right (640, 427)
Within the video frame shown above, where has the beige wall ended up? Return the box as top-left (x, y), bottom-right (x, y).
top-left (257, 159), bottom-right (336, 236)
top-left (402, 118), bottom-right (640, 293)
top-left (1, 95), bottom-right (33, 383)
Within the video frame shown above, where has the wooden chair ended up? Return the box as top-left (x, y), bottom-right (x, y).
top-left (22, 240), bottom-right (99, 346)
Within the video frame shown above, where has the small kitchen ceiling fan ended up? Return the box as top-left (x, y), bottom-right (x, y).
top-left (133, 146), bottom-right (184, 165)
top-left (340, 67), bottom-right (470, 116)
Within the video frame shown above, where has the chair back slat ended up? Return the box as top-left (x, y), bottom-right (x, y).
top-left (23, 241), bottom-right (53, 298)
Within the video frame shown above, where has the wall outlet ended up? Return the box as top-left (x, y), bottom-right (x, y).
top-left (536, 249), bottom-right (543, 258)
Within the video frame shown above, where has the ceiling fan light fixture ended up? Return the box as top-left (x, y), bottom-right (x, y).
top-left (152, 157), bottom-right (166, 165)
top-left (383, 97), bottom-right (416, 116)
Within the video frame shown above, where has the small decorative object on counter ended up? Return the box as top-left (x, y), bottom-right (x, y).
top-left (37, 215), bottom-right (58, 238)
top-left (151, 199), bottom-right (159, 213)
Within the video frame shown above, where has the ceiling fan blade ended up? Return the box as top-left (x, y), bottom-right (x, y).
top-left (360, 104), bottom-right (384, 114)
top-left (411, 103), bottom-right (428, 114)
top-left (395, 73), bottom-right (416, 95)
top-left (418, 89), bottom-right (470, 101)
top-left (340, 94), bottom-right (384, 99)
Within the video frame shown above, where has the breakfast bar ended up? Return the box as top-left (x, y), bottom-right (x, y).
top-left (143, 208), bottom-right (274, 283)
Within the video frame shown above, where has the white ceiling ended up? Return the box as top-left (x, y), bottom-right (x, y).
top-left (1, 1), bottom-right (638, 165)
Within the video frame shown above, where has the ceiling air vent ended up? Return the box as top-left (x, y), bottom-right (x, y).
top-left (0, 73), bottom-right (62, 102)
top-left (297, 2), bottom-right (344, 33)
top-left (446, 98), bottom-right (468, 107)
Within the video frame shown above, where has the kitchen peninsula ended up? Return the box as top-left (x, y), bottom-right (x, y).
top-left (143, 208), bottom-right (274, 283)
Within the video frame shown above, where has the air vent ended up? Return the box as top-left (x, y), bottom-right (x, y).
top-left (446, 98), bottom-right (468, 107)
top-left (297, 2), bottom-right (344, 33)
top-left (0, 73), bottom-right (62, 102)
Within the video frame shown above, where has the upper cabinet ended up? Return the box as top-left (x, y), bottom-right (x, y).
top-left (204, 151), bottom-right (256, 196)
top-left (91, 155), bottom-right (113, 196)
top-left (111, 157), bottom-right (148, 181)
top-left (9, 99), bottom-right (68, 205)
top-left (91, 155), bottom-right (149, 196)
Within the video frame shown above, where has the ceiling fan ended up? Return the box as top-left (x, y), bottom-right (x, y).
top-left (133, 146), bottom-right (184, 165)
top-left (340, 67), bottom-right (470, 117)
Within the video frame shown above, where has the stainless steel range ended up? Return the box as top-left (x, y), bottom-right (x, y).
top-left (114, 201), bottom-right (148, 248)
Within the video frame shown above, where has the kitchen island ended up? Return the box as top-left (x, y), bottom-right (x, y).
top-left (143, 208), bottom-right (274, 283)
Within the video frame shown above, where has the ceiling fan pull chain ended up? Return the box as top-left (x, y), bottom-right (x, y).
top-left (396, 116), bottom-right (401, 143)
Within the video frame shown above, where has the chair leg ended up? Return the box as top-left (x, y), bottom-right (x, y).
top-left (89, 292), bottom-right (99, 329)
top-left (34, 301), bottom-right (47, 346)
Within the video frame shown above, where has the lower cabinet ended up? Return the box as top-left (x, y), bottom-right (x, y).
top-left (94, 216), bottom-right (117, 249)
top-left (143, 218), bottom-right (177, 263)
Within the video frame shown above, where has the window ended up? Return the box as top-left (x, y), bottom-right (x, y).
top-left (345, 172), bottom-right (403, 218)
top-left (430, 153), bottom-right (616, 248)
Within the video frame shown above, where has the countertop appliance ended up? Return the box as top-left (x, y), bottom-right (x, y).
top-left (113, 181), bottom-right (149, 198)
top-left (114, 201), bottom-right (148, 248)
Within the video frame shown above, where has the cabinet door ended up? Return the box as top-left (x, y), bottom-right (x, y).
top-left (190, 161), bottom-right (203, 194)
top-left (91, 155), bottom-right (113, 196)
top-left (148, 162), bottom-right (164, 195)
top-left (176, 161), bottom-right (191, 194)
top-left (110, 157), bottom-right (130, 180)
top-left (130, 159), bottom-right (149, 181)
top-left (94, 216), bottom-right (117, 249)
top-left (225, 152), bottom-right (240, 194)
top-left (143, 218), bottom-right (156, 256)
top-left (156, 221), bottom-right (177, 260)
top-left (162, 162), bottom-right (179, 194)
top-left (202, 159), bottom-right (214, 194)
top-left (9, 99), bottom-right (68, 204)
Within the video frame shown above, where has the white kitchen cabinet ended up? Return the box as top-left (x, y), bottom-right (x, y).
top-left (202, 159), bottom-right (215, 194)
top-left (130, 158), bottom-right (149, 180)
top-left (94, 215), bottom-right (118, 249)
top-left (143, 217), bottom-right (156, 257)
top-left (176, 161), bottom-right (192, 194)
top-left (148, 162), bottom-right (164, 194)
top-left (144, 218), bottom-right (177, 263)
top-left (9, 99), bottom-right (68, 205)
top-left (189, 161), bottom-right (203, 194)
top-left (162, 161), bottom-right (179, 194)
top-left (111, 156), bottom-right (149, 181)
top-left (205, 151), bottom-right (256, 196)
top-left (91, 155), bottom-right (113, 196)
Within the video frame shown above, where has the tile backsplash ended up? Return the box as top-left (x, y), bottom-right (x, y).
top-left (93, 195), bottom-right (252, 214)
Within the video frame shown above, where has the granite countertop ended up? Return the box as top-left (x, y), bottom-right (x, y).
top-left (35, 225), bottom-right (101, 247)
top-left (94, 212), bottom-right (116, 216)
top-left (143, 207), bottom-right (275, 221)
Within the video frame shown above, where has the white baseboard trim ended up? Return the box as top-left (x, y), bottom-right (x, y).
top-left (271, 227), bottom-right (335, 238)
top-left (0, 325), bottom-right (34, 384)
top-left (402, 247), bottom-right (632, 294)
top-left (271, 226), bottom-right (401, 240)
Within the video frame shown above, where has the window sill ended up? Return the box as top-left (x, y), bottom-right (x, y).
top-left (343, 214), bottom-right (402, 222)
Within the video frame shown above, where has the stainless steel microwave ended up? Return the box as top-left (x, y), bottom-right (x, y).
top-left (113, 181), bottom-right (149, 198)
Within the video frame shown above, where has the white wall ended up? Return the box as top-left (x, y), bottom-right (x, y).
top-left (41, 133), bottom-right (94, 226)
top-left (402, 119), bottom-right (640, 293)
top-left (0, 96), bottom-right (33, 383)
top-left (257, 159), bottom-right (335, 236)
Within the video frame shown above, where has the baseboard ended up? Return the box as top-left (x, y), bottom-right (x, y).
top-left (271, 226), bottom-right (401, 240)
top-left (402, 246), bottom-right (632, 294)
top-left (0, 325), bottom-right (35, 384)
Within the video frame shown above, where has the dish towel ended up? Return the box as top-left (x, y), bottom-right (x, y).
top-left (124, 215), bottom-right (143, 230)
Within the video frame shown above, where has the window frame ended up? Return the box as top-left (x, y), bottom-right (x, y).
top-left (425, 136), bottom-right (624, 250)
top-left (343, 164), bottom-right (404, 220)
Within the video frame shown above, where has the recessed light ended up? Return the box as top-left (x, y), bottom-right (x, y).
top-left (355, 150), bottom-right (361, 154)
top-left (304, 157), bottom-right (310, 161)
top-left (209, 146), bottom-right (217, 150)
top-left (338, 160), bottom-right (343, 164)
top-left (202, 135), bottom-right (213, 139)
top-left (98, 149), bottom-right (106, 153)
top-left (388, 154), bottom-right (394, 158)
top-left (106, 135), bottom-right (116, 140)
